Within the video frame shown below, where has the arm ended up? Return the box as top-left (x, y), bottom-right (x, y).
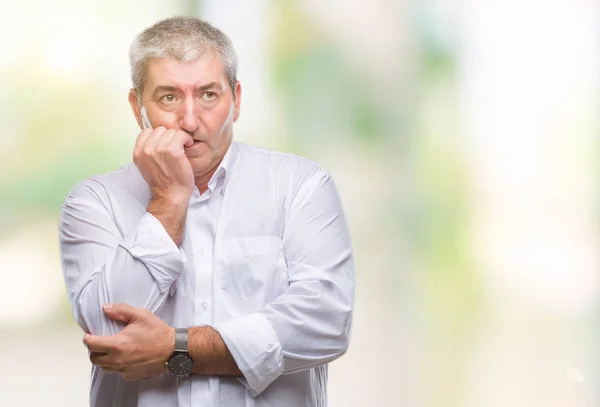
top-left (211, 170), bottom-right (355, 395)
top-left (189, 326), bottom-right (242, 376)
top-left (60, 127), bottom-right (196, 336)
top-left (59, 183), bottom-right (189, 336)
top-left (84, 171), bottom-right (354, 387)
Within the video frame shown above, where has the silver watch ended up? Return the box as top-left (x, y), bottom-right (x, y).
top-left (166, 328), bottom-right (194, 377)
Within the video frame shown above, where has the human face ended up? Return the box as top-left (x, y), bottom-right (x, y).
top-left (129, 52), bottom-right (241, 179)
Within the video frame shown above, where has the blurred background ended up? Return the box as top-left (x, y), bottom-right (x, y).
top-left (0, 0), bottom-right (598, 406)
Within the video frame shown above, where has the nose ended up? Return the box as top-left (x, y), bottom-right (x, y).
top-left (179, 99), bottom-right (199, 134)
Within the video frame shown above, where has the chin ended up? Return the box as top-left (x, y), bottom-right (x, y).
top-left (189, 156), bottom-right (212, 173)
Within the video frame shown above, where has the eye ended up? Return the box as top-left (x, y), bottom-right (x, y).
top-left (201, 92), bottom-right (217, 101)
top-left (160, 94), bottom-right (177, 103)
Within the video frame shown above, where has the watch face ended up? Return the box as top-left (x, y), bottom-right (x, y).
top-left (167, 353), bottom-right (193, 377)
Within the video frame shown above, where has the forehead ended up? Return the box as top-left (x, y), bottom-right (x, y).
top-left (145, 52), bottom-right (226, 90)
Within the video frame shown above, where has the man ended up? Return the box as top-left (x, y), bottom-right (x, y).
top-left (59, 16), bottom-right (354, 407)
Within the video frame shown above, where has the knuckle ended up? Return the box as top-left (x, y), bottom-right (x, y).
top-left (168, 145), bottom-right (183, 156)
top-left (141, 147), bottom-right (154, 157)
top-left (113, 338), bottom-right (126, 353)
top-left (101, 365), bottom-right (115, 373)
top-left (122, 373), bottom-right (136, 382)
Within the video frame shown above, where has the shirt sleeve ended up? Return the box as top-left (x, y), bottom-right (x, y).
top-left (59, 180), bottom-right (187, 336)
top-left (213, 170), bottom-right (355, 396)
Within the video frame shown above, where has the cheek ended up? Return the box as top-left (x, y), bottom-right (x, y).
top-left (150, 110), bottom-right (179, 128)
top-left (202, 112), bottom-right (232, 140)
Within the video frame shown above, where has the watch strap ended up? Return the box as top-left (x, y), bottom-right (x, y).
top-left (174, 327), bottom-right (188, 353)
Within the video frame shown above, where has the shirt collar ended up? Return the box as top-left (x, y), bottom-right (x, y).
top-left (190, 141), bottom-right (237, 203)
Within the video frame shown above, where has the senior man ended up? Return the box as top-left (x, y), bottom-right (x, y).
top-left (59, 16), bottom-right (354, 407)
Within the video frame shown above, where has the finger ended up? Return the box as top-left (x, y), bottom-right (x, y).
top-left (102, 302), bottom-right (142, 324)
top-left (144, 126), bottom-right (170, 152)
top-left (89, 351), bottom-right (110, 366)
top-left (133, 128), bottom-right (152, 153)
top-left (175, 130), bottom-right (195, 148)
top-left (84, 333), bottom-right (115, 353)
top-left (101, 366), bottom-right (123, 374)
top-left (134, 127), bottom-right (164, 163)
top-left (122, 372), bottom-right (142, 382)
top-left (90, 354), bottom-right (123, 375)
top-left (157, 129), bottom-right (193, 152)
top-left (155, 128), bottom-right (178, 151)
top-left (137, 126), bottom-right (167, 157)
top-left (134, 126), bottom-right (165, 153)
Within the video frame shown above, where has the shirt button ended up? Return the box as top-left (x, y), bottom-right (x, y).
top-left (198, 248), bottom-right (205, 256)
top-left (202, 301), bottom-right (209, 309)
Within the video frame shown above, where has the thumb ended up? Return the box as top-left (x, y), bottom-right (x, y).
top-left (102, 303), bottom-right (140, 324)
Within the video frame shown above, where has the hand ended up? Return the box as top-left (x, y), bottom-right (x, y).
top-left (133, 126), bottom-right (195, 201)
top-left (84, 303), bottom-right (175, 382)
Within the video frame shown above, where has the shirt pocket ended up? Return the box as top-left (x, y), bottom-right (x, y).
top-left (216, 236), bottom-right (288, 317)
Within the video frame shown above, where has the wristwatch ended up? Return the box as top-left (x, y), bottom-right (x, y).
top-left (166, 328), bottom-right (194, 378)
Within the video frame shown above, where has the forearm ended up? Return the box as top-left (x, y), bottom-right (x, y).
top-left (188, 326), bottom-right (242, 376)
top-left (146, 193), bottom-right (189, 247)
top-left (206, 287), bottom-right (351, 398)
top-left (215, 276), bottom-right (353, 376)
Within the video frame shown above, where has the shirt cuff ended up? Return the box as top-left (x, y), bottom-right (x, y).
top-left (118, 212), bottom-right (187, 294)
top-left (213, 313), bottom-right (284, 397)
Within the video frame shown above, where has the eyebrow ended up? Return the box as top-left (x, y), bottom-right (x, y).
top-left (152, 82), bottom-right (224, 96)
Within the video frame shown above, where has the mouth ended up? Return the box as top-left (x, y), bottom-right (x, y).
top-left (185, 139), bottom-right (202, 150)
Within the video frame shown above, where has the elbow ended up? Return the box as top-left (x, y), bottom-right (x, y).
top-left (338, 330), bottom-right (351, 357)
top-left (73, 288), bottom-right (100, 335)
top-left (313, 306), bottom-right (353, 364)
top-left (72, 277), bottom-right (118, 336)
top-left (329, 298), bottom-right (353, 359)
top-left (331, 313), bottom-right (352, 360)
top-left (68, 277), bottom-right (97, 334)
top-left (72, 307), bottom-right (90, 334)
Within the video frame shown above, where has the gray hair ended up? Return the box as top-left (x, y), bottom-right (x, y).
top-left (129, 16), bottom-right (238, 101)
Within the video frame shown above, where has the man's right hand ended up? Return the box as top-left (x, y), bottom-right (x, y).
top-left (133, 126), bottom-right (195, 246)
top-left (133, 126), bottom-right (195, 202)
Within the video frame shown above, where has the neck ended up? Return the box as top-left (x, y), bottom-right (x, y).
top-left (194, 166), bottom-right (218, 194)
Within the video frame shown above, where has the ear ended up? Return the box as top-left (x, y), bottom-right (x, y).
top-left (233, 81), bottom-right (242, 122)
top-left (128, 89), bottom-right (143, 130)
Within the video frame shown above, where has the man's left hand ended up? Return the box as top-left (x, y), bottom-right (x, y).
top-left (83, 303), bottom-right (175, 381)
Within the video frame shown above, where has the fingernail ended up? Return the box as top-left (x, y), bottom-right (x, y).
top-left (103, 303), bottom-right (113, 311)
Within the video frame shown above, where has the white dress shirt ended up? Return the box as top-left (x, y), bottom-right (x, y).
top-left (58, 142), bottom-right (355, 407)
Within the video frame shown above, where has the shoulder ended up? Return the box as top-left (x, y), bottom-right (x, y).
top-left (234, 142), bottom-right (330, 183)
top-left (62, 163), bottom-right (147, 208)
top-left (232, 142), bottom-right (333, 206)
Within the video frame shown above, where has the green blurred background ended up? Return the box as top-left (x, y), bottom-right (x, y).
top-left (0, 1), bottom-right (598, 406)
